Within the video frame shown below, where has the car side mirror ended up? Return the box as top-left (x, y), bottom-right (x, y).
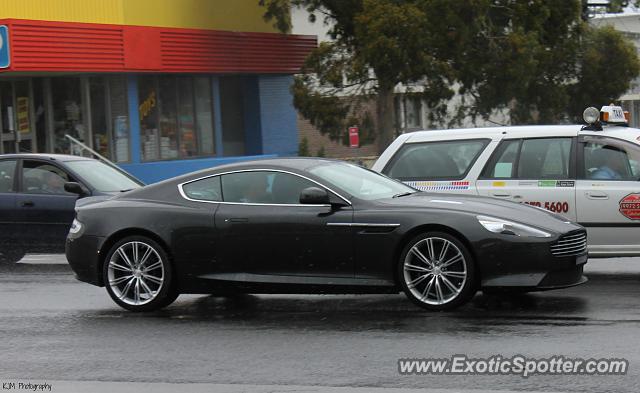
top-left (64, 182), bottom-right (89, 197)
top-left (299, 187), bottom-right (330, 205)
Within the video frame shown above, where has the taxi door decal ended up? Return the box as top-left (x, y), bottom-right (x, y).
top-left (619, 193), bottom-right (640, 220)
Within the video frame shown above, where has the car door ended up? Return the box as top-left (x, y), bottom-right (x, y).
top-left (476, 137), bottom-right (577, 221)
top-left (213, 170), bottom-right (354, 278)
top-left (15, 159), bottom-right (79, 252)
top-left (575, 135), bottom-right (640, 256)
top-left (0, 159), bottom-right (18, 249)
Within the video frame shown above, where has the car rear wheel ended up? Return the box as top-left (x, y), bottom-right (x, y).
top-left (398, 232), bottom-right (477, 311)
top-left (103, 236), bottom-right (176, 312)
top-left (0, 249), bottom-right (25, 264)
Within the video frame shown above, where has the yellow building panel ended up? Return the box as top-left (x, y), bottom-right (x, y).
top-left (123, 0), bottom-right (278, 32)
top-left (0, 0), bottom-right (124, 24)
top-left (0, 0), bottom-right (278, 33)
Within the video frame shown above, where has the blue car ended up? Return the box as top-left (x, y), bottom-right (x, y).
top-left (0, 154), bottom-right (143, 263)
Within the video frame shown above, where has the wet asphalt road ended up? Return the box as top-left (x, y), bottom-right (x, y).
top-left (1, 257), bottom-right (640, 392)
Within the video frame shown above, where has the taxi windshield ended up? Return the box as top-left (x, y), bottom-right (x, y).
top-left (309, 162), bottom-right (416, 200)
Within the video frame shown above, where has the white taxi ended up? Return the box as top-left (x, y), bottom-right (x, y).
top-left (373, 105), bottom-right (640, 257)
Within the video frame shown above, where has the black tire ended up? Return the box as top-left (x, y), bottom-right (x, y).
top-left (103, 236), bottom-right (177, 312)
top-left (398, 231), bottom-right (477, 311)
top-left (0, 249), bottom-right (26, 264)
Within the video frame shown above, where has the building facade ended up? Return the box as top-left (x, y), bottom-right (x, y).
top-left (0, 0), bottom-right (315, 182)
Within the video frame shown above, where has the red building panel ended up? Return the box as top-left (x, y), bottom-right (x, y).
top-left (0, 19), bottom-right (316, 74)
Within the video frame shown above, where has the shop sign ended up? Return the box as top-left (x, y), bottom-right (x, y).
top-left (0, 26), bottom-right (9, 68)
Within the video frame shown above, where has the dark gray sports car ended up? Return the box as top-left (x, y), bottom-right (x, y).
top-left (66, 158), bottom-right (587, 312)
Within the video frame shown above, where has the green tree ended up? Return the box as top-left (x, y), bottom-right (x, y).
top-left (261, 0), bottom-right (640, 152)
top-left (298, 136), bottom-right (310, 156)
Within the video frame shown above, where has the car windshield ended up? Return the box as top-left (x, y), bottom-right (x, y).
top-left (65, 160), bottom-right (143, 193)
top-left (309, 162), bottom-right (417, 200)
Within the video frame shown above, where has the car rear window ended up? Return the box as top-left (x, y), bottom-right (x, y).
top-left (383, 139), bottom-right (489, 180)
top-left (182, 176), bottom-right (222, 202)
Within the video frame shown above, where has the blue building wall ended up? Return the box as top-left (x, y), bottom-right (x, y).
top-left (258, 75), bottom-right (298, 156)
top-left (119, 154), bottom-right (278, 184)
top-left (119, 73), bottom-right (298, 184)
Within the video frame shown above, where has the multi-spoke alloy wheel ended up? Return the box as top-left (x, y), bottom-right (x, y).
top-left (398, 232), bottom-right (476, 310)
top-left (104, 236), bottom-right (176, 311)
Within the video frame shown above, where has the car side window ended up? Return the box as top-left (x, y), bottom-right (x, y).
top-left (0, 160), bottom-right (17, 193)
top-left (21, 160), bottom-right (74, 195)
top-left (581, 137), bottom-right (640, 181)
top-left (221, 171), bottom-right (317, 204)
top-left (517, 138), bottom-right (571, 179)
top-left (383, 139), bottom-right (489, 180)
top-left (481, 140), bottom-right (520, 178)
top-left (481, 138), bottom-right (571, 179)
top-left (182, 176), bottom-right (222, 202)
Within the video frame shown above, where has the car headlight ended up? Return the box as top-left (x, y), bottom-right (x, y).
top-left (477, 215), bottom-right (551, 238)
top-left (69, 218), bottom-right (83, 235)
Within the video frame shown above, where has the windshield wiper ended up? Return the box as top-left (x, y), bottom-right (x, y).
top-left (392, 191), bottom-right (415, 198)
top-left (120, 188), bottom-right (134, 193)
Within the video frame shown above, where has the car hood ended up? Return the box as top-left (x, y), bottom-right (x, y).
top-left (376, 192), bottom-right (582, 234)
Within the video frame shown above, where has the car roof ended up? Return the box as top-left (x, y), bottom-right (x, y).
top-left (0, 153), bottom-right (95, 162)
top-left (400, 124), bottom-right (640, 144)
top-left (403, 125), bottom-right (582, 143)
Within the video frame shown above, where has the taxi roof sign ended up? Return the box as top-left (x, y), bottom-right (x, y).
top-left (600, 105), bottom-right (628, 124)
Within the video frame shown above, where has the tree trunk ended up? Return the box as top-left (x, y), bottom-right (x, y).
top-left (376, 85), bottom-right (395, 154)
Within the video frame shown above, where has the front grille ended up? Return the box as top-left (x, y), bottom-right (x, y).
top-left (550, 231), bottom-right (587, 257)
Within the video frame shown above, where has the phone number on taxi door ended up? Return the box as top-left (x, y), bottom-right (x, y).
top-left (523, 201), bottom-right (570, 213)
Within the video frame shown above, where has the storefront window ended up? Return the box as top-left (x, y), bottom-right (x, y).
top-left (219, 76), bottom-right (246, 156)
top-left (195, 77), bottom-right (214, 155)
top-left (138, 76), bottom-right (159, 161)
top-left (33, 79), bottom-right (47, 154)
top-left (159, 76), bottom-right (179, 159)
top-left (1, 81), bottom-right (15, 153)
top-left (108, 76), bottom-right (130, 163)
top-left (139, 75), bottom-right (216, 161)
top-left (51, 77), bottom-right (85, 154)
top-left (178, 76), bottom-right (197, 158)
top-left (90, 77), bottom-right (109, 158)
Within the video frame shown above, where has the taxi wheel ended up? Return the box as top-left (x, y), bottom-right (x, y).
top-left (0, 249), bottom-right (26, 264)
top-left (103, 236), bottom-right (177, 312)
top-left (398, 232), bottom-right (477, 311)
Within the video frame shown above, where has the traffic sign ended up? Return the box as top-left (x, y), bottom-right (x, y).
top-left (349, 126), bottom-right (359, 148)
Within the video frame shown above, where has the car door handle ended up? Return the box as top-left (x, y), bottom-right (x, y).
top-left (20, 200), bottom-right (34, 207)
top-left (490, 192), bottom-right (511, 198)
top-left (225, 218), bottom-right (248, 223)
top-left (585, 191), bottom-right (609, 200)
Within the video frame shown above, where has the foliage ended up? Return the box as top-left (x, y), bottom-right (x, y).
top-left (261, 0), bottom-right (640, 152)
top-left (298, 136), bottom-right (310, 156)
top-left (316, 145), bottom-right (326, 157)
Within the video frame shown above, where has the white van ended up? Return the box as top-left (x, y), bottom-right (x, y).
top-left (373, 106), bottom-right (640, 257)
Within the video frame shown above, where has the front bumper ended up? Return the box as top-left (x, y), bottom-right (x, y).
top-left (65, 234), bottom-right (105, 286)
top-left (477, 233), bottom-right (588, 290)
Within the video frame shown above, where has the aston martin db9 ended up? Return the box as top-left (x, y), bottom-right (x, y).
top-left (66, 158), bottom-right (587, 311)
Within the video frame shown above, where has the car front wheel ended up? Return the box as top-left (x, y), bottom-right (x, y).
top-left (103, 236), bottom-right (177, 312)
top-left (398, 232), bottom-right (477, 311)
